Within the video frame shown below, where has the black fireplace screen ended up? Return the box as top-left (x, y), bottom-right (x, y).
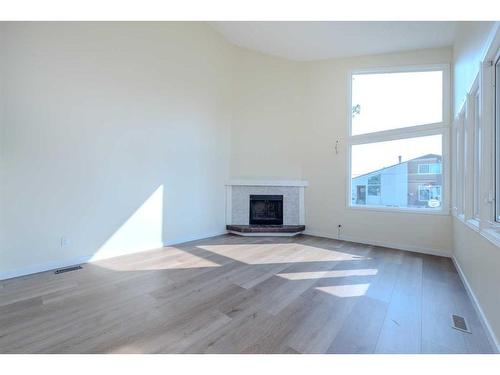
top-left (249, 195), bottom-right (283, 225)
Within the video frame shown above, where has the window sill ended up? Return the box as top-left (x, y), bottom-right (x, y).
top-left (348, 204), bottom-right (450, 216)
top-left (480, 227), bottom-right (500, 249)
top-left (465, 218), bottom-right (481, 232)
top-left (454, 215), bottom-right (500, 249)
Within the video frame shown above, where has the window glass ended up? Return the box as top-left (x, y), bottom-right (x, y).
top-left (351, 134), bottom-right (443, 209)
top-left (473, 90), bottom-right (481, 219)
top-left (495, 56), bottom-right (500, 221)
top-left (351, 70), bottom-right (443, 135)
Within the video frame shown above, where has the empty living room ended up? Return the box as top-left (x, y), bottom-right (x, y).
top-left (1, 0), bottom-right (500, 373)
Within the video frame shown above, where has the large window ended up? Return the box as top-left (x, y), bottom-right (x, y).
top-left (349, 66), bottom-right (448, 212)
top-left (469, 83), bottom-right (481, 222)
top-left (451, 31), bottom-right (500, 247)
top-left (496, 54), bottom-right (500, 222)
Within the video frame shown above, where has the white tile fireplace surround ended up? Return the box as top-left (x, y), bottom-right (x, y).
top-left (225, 180), bottom-right (308, 236)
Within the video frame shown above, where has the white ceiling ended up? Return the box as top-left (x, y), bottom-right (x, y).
top-left (209, 21), bottom-right (458, 61)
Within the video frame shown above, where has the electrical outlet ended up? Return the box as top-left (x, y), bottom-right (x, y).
top-left (60, 237), bottom-right (70, 247)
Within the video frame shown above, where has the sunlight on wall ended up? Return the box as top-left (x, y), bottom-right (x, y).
top-left (90, 185), bottom-right (164, 261)
top-left (315, 284), bottom-right (370, 298)
top-left (277, 269), bottom-right (378, 281)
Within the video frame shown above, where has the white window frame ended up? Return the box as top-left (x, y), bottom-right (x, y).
top-left (464, 76), bottom-right (481, 227)
top-left (485, 41), bottom-right (500, 234)
top-left (451, 119), bottom-right (458, 215)
top-left (452, 109), bottom-right (466, 219)
top-left (479, 43), bottom-right (500, 245)
top-left (495, 50), bottom-right (500, 224)
top-left (347, 64), bottom-right (451, 215)
top-left (474, 89), bottom-right (482, 221)
top-left (452, 25), bottom-right (500, 248)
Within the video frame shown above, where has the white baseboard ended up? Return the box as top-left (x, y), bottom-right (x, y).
top-left (163, 230), bottom-right (228, 247)
top-left (303, 230), bottom-right (451, 258)
top-left (452, 256), bottom-right (500, 353)
top-left (0, 255), bottom-right (94, 281)
top-left (0, 230), bottom-right (227, 281)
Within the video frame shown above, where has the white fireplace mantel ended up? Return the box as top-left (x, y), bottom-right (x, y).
top-left (226, 179), bottom-right (308, 187)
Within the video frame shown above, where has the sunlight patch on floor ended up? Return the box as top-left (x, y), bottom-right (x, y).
top-left (97, 247), bottom-right (221, 271)
top-left (277, 268), bottom-right (378, 280)
top-left (197, 243), bottom-right (369, 264)
top-left (315, 283), bottom-right (370, 298)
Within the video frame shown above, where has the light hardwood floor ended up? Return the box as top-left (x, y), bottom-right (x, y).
top-left (0, 234), bottom-right (494, 353)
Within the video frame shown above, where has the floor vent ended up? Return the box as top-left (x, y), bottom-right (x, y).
top-left (451, 314), bottom-right (471, 334)
top-left (54, 265), bottom-right (82, 274)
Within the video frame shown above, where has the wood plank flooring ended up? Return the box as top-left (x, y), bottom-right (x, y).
top-left (0, 234), bottom-right (494, 353)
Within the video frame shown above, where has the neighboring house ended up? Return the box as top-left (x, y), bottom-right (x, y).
top-left (352, 154), bottom-right (442, 208)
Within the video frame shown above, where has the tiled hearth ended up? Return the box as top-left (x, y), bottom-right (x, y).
top-left (226, 224), bottom-right (306, 234)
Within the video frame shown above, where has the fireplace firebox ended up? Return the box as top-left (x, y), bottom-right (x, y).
top-left (249, 195), bottom-right (283, 225)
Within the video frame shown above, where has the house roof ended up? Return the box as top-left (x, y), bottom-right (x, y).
top-left (353, 153), bottom-right (441, 179)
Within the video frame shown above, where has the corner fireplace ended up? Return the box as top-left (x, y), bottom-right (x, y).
top-left (249, 195), bottom-right (283, 225)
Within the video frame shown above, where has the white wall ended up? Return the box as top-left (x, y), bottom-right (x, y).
top-left (453, 220), bottom-right (500, 348)
top-left (230, 47), bottom-right (306, 180)
top-left (229, 47), bottom-right (453, 255)
top-left (0, 22), bottom-right (234, 278)
top-left (452, 21), bottom-right (500, 348)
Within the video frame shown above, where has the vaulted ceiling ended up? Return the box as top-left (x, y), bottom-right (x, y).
top-left (210, 21), bottom-right (458, 61)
